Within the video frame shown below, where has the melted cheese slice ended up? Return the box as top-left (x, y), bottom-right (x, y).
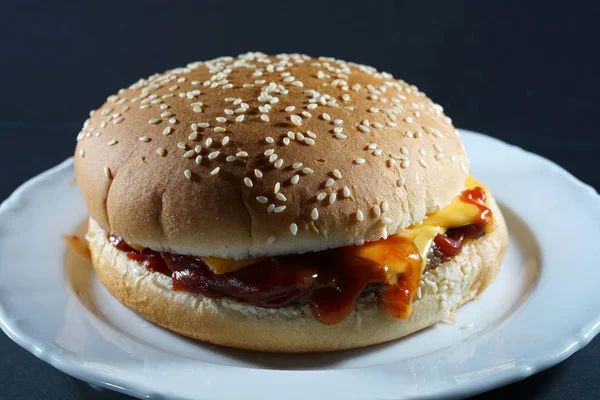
top-left (203, 176), bottom-right (490, 276)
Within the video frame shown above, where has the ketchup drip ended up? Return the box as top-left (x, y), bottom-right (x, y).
top-left (432, 187), bottom-right (493, 261)
top-left (107, 186), bottom-right (491, 325)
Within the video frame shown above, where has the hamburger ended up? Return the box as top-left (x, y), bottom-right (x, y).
top-left (75, 52), bottom-right (508, 352)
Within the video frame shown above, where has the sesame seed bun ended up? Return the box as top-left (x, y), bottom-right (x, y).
top-left (85, 193), bottom-right (507, 352)
top-left (75, 52), bottom-right (468, 259)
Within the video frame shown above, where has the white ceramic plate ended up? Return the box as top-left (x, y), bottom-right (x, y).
top-left (1, 130), bottom-right (599, 400)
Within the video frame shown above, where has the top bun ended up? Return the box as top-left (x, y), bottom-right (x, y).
top-left (75, 52), bottom-right (468, 259)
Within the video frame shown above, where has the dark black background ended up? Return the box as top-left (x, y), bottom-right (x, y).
top-left (1, 1), bottom-right (599, 399)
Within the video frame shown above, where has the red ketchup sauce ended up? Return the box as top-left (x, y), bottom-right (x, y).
top-left (108, 186), bottom-right (491, 325)
top-left (432, 187), bottom-right (493, 261)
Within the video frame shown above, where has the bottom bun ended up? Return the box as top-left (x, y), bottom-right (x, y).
top-left (87, 196), bottom-right (508, 353)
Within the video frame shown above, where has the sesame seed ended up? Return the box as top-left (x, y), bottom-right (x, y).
top-left (267, 236), bottom-right (276, 244)
top-left (274, 182), bottom-right (281, 193)
top-left (282, 137), bottom-right (291, 146)
top-left (304, 138), bottom-right (315, 145)
top-left (397, 177), bottom-right (406, 187)
top-left (216, 116), bottom-right (227, 123)
top-left (311, 208), bottom-right (319, 220)
top-left (329, 193), bottom-right (337, 204)
top-left (169, 118), bottom-right (177, 124)
top-left (79, 149), bottom-right (85, 157)
top-left (307, 103), bottom-right (318, 110)
top-left (265, 136), bottom-right (274, 143)
top-left (321, 113), bottom-right (331, 121)
top-left (290, 174), bottom-right (300, 185)
top-left (224, 109), bottom-right (234, 115)
top-left (113, 116), bottom-right (124, 124)
top-left (177, 142), bottom-right (186, 150)
top-left (235, 115), bottom-right (245, 122)
top-left (161, 111), bottom-right (173, 118)
top-left (401, 160), bottom-right (410, 169)
top-left (236, 151), bottom-right (248, 158)
top-left (373, 149), bottom-right (383, 156)
top-left (290, 114), bottom-right (302, 126)
top-left (196, 155), bottom-right (203, 164)
top-left (316, 192), bottom-right (327, 201)
top-left (107, 139), bottom-right (118, 146)
top-left (342, 94), bottom-right (350, 102)
top-left (302, 167), bottom-right (314, 174)
top-left (387, 159), bottom-right (395, 168)
top-left (354, 157), bottom-right (366, 165)
top-left (214, 127), bottom-right (226, 133)
top-left (225, 155), bottom-right (237, 162)
top-left (419, 159), bottom-right (429, 168)
top-left (208, 151), bottom-right (220, 160)
top-left (184, 169), bottom-right (192, 179)
top-left (256, 196), bottom-right (268, 204)
top-left (163, 127), bottom-right (172, 135)
top-left (269, 154), bottom-right (278, 163)
top-left (183, 150), bottom-right (195, 158)
top-left (382, 217), bottom-right (392, 225)
top-left (205, 138), bottom-right (213, 147)
top-left (261, 114), bottom-right (270, 122)
top-left (264, 148), bottom-right (275, 156)
top-left (292, 162), bottom-right (303, 169)
top-left (210, 167), bottom-right (220, 176)
top-left (405, 117), bottom-right (414, 123)
top-left (198, 122), bottom-right (209, 128)
top-left (188, 131), bottom-right (198, 140)
top-left (273, 159), bottom-right (283, 169)
top-left (333, 119), bottom-right (343, 125)
top-left (221, 136), bottom-right (230, 146)
top-left (149, 118), bottom-right (161, 125)
top-left (333, 127), bottom-right (343, 134)
top-left (156, 147), bottom-right (166, 157)
top-left (435, 153), bottom-right (444, 161)
top-left (358, 125), bottom-right (370, 133)
top-left (285, 106), bottom-right (296, 112)
top-left (254, 169), bottom-right (263, 178)
top-left (381, 199), bottom-right (389, 212)
top-left (104, 167), bottom-right (112, 178)
top-left (274, 205), bottom-right (286, 213)
top-left (335, 132), bottom-right (348, 139)
top-left (373, 205), bottom-right (381, 217)
top-left (325, 178), bottom-right (334, 188)
top-left (194, 145), bottom-right (202, 153)
top-left (356, 210), bottom-right (364, 221)
top-left (332, 169), bottom-right (342, 179)
top-left (267, 204), bottom-right (275, 213)
top-left (290, 223), bottom-right (298, 235)
top-left (244, 177), bottom-right (253, 188)
top-left (343, 186), bottom-right (351, 198)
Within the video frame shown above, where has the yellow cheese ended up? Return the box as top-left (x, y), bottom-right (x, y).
top-left (361, 175), bottom-right (492, 279)
top-left (201, 176), bottom-right (490, 276)
top-left (201, 256), bottom-right (266, 274)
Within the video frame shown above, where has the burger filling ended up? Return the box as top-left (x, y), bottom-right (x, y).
top-left (108, 177), bottom-right (493, 325)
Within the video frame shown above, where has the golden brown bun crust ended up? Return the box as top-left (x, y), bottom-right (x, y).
top-left (75, 53), bottom-right (468, 259)
top-left (86, 195), bottom-right (507, 353)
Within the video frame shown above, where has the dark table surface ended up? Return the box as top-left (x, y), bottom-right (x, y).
top-left (1, 1), bottom-right (599, 399)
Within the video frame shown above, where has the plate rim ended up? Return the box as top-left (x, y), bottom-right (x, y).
top-left (1, 130), bottom-right (600, 400)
